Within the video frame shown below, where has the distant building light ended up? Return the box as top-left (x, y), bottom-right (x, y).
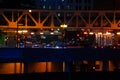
top-left (117, 32), bottom-right (120, 35)
top-left (106, 32), bottom-right (111, 35)
top-left (58, 13), bottom-right (61, 17)
top-left (40, 32), bottom-right (44, 35)
top-left (57, 28), bottom-right (60, 31)
top-left (60, 24), bottom-right (67, 28)
top-left (22, 30), bottom-right (28, 33)
top-left (44, 0), bottom-right (46, 2)
top-left (49, 6), bottom-right (51, 9)
top-left (43, 5), bottom-right (46, 9)
top-left (18, 30), bottom-right (22, 33)
top-left (89, 32), bottom-right (94, 35)
top-left (30, 32), bottom-right (34, 35)
top-left (29, 10), bottom-right (32, 13)
top-left (18, 30), bottom-right (28, 33)
top-left (58, 5), bottom-right (61, 9)
top-left (83, 32), bottom-right (88, 35)
top-left (98, 32), bottom-right (102, 35)
top-left (51, 28), bottom-right (54, 31)
top-left (77, 34), bottom-right (80, 37)
top-left (50, 32), bottom-right (54, 35)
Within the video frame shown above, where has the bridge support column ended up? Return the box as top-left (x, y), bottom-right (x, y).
top-left (103, 60), bottom-right (108, 71)
top-left (63, 62), bottom-right (70, 72)
top-left (24, 62), bottom-right (29, 73)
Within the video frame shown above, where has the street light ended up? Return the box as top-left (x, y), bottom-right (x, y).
top-left (60, 24), bottom-right (67, 28)
top-left (16, 10), bottom-right (19, 48)
top-left (60, 24), bottom-right (68, 72)
top-left (60, 24), bottom-right (67, 48)
top-left (16, 10), bottom-right (32, 48)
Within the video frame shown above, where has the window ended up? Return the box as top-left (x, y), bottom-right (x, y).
top-left (58, 5), bottom-right (61, 9)
top-left (44, 0), bottom-right (46, 2)
top-left (49, 6), bottom-right (51, 9)
top-left (43, 5), bottom-right (46, 9)
top-left (67, 5), bottom-right (70, 9)
top-left (57, 13), bottom-right (61, 17)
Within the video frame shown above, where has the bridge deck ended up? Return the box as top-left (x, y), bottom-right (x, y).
top-left (0, 48), bottom-right (120, 63)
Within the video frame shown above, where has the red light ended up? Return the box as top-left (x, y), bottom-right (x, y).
top-left (77, 34), bottom-right (80, 37)
top-left (94, 46), bottom-right (97, 48)
top-left (93, 66), bottom-right (96, 69)
top-left (113, 46), bottom-right (116, 49)
top-left (51, 28), bottom-right (54, 31)
top-left (40, 28), bottom-right (43, 31)
top-left (101, 46), bottom-right (104, 48)
top-left (84, 32), bottom-right (88, 35)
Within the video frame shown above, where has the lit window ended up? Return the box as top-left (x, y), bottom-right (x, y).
top-left (58, 13), bottom-right (61, 16)
top-left (43, 5), bottom-right (46, 9)
top-left (58, 5), bottom-right (61, 9)
top-left (67, 5), bottom-right (70, 9)
top-left (49, 6), bottom-right (51, 9)
top-left (44, 0), bottom-right (46, 2)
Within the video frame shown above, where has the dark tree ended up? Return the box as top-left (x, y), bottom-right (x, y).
top-left (0, 0), bottom-right (35, 9)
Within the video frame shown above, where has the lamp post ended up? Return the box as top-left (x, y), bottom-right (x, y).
top-left (16, 10), bottom-right (32, 48)
top-left (16, 10), bottom-right (19, 48)
top-left (60, 24), bottom-right (67, 72)
top-left (60, 24), bottom-right (67, 48)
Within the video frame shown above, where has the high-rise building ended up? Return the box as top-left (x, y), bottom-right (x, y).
top-left (35, 0), bottom-right (93, 10)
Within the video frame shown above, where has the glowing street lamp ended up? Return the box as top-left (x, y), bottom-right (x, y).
top-left (60, 24), bottom-right (67, 49)
top-left (98, 32), bottom-right (102, 35)
top-left (60, 24), bottom-right (68, 72)
top-left (60, 24), bottom-right (68, 28)
top-left (29, 9), bottom-right (32, 13)
top-left (117, 32), bottom-right (120, 35)
top-left (89, 32), bottom-right (94, 35)
top-left (106, 32), bottom-right (111, 35)
top-left (60, 24), bottom-right (67, 37)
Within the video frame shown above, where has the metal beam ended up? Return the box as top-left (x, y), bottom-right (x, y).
top-left (0, 9), bottom-right (120, 30)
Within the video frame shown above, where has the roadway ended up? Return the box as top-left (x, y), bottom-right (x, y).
top-left (0, 48), bottom-right (120, 63)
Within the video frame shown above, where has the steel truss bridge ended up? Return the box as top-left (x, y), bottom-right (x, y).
top-left (0, 9), bottom-right (120, 32)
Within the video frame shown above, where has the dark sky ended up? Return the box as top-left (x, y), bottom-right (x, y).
top-left (0, 0), bottom-right (120, 10)
top-left (94, 0), bottom-right (120, 10)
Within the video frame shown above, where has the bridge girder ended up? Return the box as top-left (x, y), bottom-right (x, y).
top-left (0, 9), bottom-right (120, 31)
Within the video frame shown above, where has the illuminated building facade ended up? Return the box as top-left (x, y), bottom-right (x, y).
top-left (35, 0), bottom-right (93, 10)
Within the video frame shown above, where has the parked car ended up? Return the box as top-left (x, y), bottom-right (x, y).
top-left (44, 44), bottom-right (52, 48)
top-left (19, 42), bottom-right (25, 48)
top-left (32, 44), bottom-right (40, 48)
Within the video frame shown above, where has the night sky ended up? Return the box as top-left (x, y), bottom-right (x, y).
top-left (94, 0), bottom-right (120, 10)
top-left (0, 0), bottom-right (120, 10)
